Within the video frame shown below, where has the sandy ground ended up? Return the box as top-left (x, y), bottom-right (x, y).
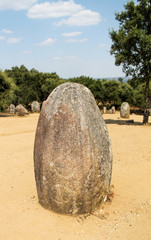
top-left (0, 112), bottom-right (151, 240)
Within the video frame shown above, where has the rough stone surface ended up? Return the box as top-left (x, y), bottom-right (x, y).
top-left (120, 102), bottom-right (130, 119)
top-left (16, 104), bottom-right (29, 116)
top-left (108, 109), bottom-right (112, 114)
top-left (34, 82), bottom-right (113, 215)
top-left (31, 101), bottom-right (40, 113)
top-left (111, 106), bottom-right (116, 114)
top-left (9, 104), bottom-right (15, 114)
top-left (103, 107), bottom-right (107, 114)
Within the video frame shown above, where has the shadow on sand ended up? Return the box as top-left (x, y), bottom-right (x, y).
top-left (105, 119), bottom-right (143, 126)
top-left (0, 113), bottom-right (15, 117)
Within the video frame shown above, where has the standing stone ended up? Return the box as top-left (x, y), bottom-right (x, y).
top-left (9, 104), bottom-right (15, 114)
top-left (34, 82), bottom-right (113, 215)
top-left (108, 109), bottom-right (112, 114)
top-left (103, 107), bottom-right (107, 114)
top-left (111, 106), bottom-right (116, 114)
top-left (120, 102), bottom-right (130, 118)
top-left (31, 101), bottom-right (40, 113)
top-left (16, 104), bottom-right (29, 116)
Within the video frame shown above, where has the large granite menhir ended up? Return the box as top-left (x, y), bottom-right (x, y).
top-left (34, 82), bottom-right (113, 215)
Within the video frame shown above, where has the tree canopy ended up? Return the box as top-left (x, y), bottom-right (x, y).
top-left (0, 70), bottom-right (16, 111)
top-left (109, 0), bottom-right (151, 123)
top-left (0, 64), bottom-right (148, 113)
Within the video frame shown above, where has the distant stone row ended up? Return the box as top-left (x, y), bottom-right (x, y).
top-left (9, 101), bottom-right (131, 118)
top-left (103, 102), bottom-right (130, 118)
top-left (9, 101), bottom-right (40, 116)
top-left (103, 106), bottom-right (116, 114)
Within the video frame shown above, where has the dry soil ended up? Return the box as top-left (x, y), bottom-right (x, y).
top-left (0, 112), bottom-right (151, 240)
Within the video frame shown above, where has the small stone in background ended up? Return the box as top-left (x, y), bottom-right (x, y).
top-left (120, 102), bottom-right (130, 119)
top-left (9, 104), bottom-right (15, 114)
top-left (103, 107), bottom-right (107, 114)
top-left (31, 101), bottom-right (40, 113)
top-left (108, 109), bottom-right (112, 114)
top-left (111, 106), bottom-right (115, 114)
top-left (16, 104), bottom-right (29, 116)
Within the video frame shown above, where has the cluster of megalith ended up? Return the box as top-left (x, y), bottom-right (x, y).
top-left (8, 101), bottom-right (40, 116)
top-left (103, 106), bottom-right (116, 114)
top-left (103, 102), bottom-right (130, 119)
top-left (34, 83), bottom-right (113, 215)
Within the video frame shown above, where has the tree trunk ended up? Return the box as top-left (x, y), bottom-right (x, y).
top-left (143, 77), bottom-right (150, 124)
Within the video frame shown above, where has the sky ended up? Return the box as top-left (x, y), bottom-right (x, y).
top-left (0, 0), bottom-right (130, 78)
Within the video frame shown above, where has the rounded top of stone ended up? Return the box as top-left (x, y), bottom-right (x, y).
top-left (16, 104), bottom-right (24, 108)
top-left (121, 102), bottom-right (129, 106)
top-left (32, 100), bottom-right (39, 104)
top-left (51, 82), bottom-right (92, 94)
top-left (47, 82), bottom-right (94, 102)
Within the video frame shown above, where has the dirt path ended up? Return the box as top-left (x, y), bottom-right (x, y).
top-left (0, 112), bottom-right (151, 240)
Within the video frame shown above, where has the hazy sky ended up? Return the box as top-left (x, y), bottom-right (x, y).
top-left (0, 0), bottom-right (129, 78)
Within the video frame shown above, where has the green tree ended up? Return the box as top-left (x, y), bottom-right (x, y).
top-left (5, 65), bottom-right (47, 105)
top-left (88, 79), bottom-right (105, 105)
top-left (68, 76), bottom-right (94, 88)
top-left (133, 83), bottom-right (146, 107)
top-left (5, 65), bottom-right (29, 86)
top-left (118, 77), bottom-right (123, 83)
top-left (0, 70), bottom-right (16, 111)
top-left (5, 65), bottom-right (30, 105)
top-left (118, 82), bottom-right (134, 104)
top-left (41, 73), bottom-right (65, 100)
top-left (102, 79), bottom-right (121, 105)
top-left (109, 0), bottom-right (151, 123)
